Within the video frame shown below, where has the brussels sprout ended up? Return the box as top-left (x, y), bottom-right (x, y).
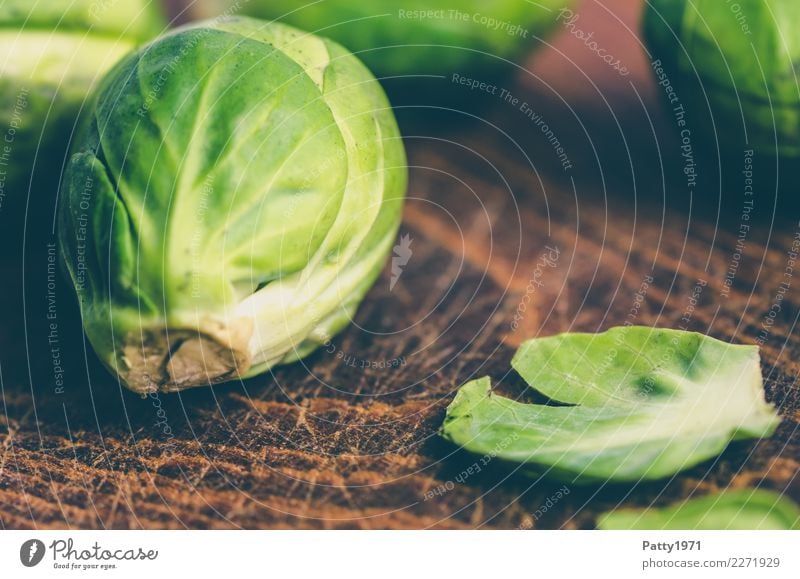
top-left (0, 0), bottom-right (165, 211)
top-left (58, 17), bottom-right (407, 394)
top-left (644, 0), bottom-right (800, 158)
top-left (194, 0), bottom-right (572, 76)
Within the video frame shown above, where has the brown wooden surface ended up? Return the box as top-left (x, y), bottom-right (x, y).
top-left (1, 0), bottom-right (798, 529)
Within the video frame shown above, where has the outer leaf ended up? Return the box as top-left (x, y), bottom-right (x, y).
top-left (441, 327), bottom-right (780, 482)
top-left (597, 489), bottom-right (800, 530)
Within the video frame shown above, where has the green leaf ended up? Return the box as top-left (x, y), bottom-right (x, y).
top-left (217, 0), bottom-right (574, 77)
top-left (597, 489), bottom-right (800, 530)
top-left (441, 327), bottom-right (780, 482)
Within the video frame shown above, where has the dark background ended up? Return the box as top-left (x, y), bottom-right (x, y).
top-left (0, 0), bottom-right (797, 529)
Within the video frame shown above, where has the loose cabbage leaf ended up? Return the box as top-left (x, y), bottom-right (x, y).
top-left (441, 327), bottom-right (780, 482)
top-left (597, 489), bottom-right (800, 530)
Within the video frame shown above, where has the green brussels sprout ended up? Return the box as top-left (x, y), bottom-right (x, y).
top-left (0, 0), bottom-right (165, 211)
top-left (58, 17), bottom-right (407, 394)
top-left (644, 0), bottom-right (800, 158)
top-left (194, 0), bottom-right (572, 76)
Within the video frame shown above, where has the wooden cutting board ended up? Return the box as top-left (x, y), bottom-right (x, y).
top-left (1, 0), bottom-right (797, 529)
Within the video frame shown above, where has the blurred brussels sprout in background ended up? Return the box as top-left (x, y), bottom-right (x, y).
top-left (193, 0), bottom-right (572, 77)
top-left (58, 17), bottom-right (407, 394)
top-left (644, 0), bottom-right (800, 160)
top-left (0, 0), bottom-right (165, 215)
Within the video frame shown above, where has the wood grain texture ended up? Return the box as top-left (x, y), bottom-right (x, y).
top-left (0, 0), bottom-right (798, 529)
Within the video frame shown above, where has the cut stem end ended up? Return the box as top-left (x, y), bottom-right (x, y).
top-left (118, 318), bottom-right (254, 394)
